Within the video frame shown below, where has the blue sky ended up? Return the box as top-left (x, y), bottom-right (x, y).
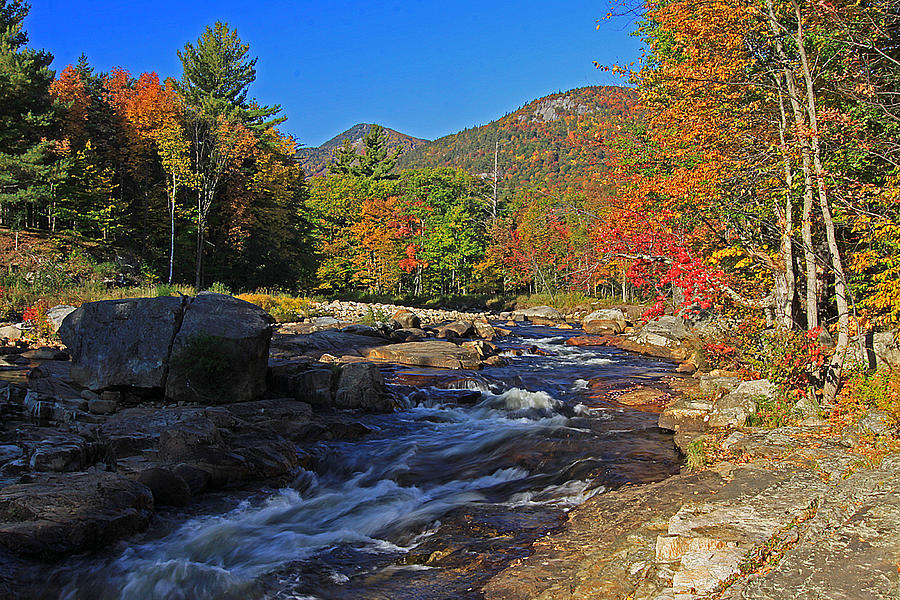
top-left (25, 1), bottom-right (641, 147)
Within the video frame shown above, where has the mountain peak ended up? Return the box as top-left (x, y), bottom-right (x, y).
top-left (298, 124), bottom-right (429, 177)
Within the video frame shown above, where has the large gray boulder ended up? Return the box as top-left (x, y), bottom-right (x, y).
top-left (165, 293), bottom-right (274, 404)
top-left (632, 315), bottom-right (690, 347)
top-left (59, 296), bottom-right (186, 391)
top-left (60, 293), bottom-right (274, 404)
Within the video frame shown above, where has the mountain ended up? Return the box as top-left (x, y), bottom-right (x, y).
top-left (297, 123), bottom-right (429, 177)
top-left (396, 86), bottom-right (638, 190)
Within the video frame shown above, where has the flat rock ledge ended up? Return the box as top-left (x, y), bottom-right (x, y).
top-left (362, 341), bottom-right (483, 370)
top-left (483, 426), bottom-right (900, 600)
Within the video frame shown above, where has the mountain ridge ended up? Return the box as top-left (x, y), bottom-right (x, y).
top-left (300, 85), bottom-right (638, 187)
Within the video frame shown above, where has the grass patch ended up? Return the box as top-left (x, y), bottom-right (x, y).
top-left (236, 293), bottom-right (321, 322)
top-left (685, 436), bottom-right (708, 471)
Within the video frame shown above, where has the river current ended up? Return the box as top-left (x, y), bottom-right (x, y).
top-left (54, 324), bottom-right (681, 599)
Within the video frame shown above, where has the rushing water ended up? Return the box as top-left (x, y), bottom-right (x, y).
top-left (52, 325), bottom-right (681, 600)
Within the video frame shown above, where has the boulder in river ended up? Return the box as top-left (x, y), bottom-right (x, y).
top-left (512, 305), bottom-right (561, 325)
top-left (362, 341), bottom-right (482, 370)
top-left (165, 293), bottom-right (274, 404)
top-left (59, 293), bottom-right (274, 404)
top-left (59, 295), bottom-right (186, 391)
top-left (392, 309), bottom-right (421, 330)
top-left (334, 362), bottom-right (391, 412)
top-left (436, 320), bottom-right (475, 339)
top-left (582, 309), bottom-right (627, 334)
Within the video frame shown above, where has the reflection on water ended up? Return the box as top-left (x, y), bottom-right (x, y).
top-left (54, 324), bottom-right (681, 600)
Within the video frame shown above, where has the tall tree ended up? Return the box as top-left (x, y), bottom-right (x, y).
top-left (0, 0), bottom-right (59, 233)
top-left (176, 21), bottom-right (284, 288)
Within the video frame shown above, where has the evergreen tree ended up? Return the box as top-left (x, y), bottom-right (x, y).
top-left (0, 0), bottom-right (59, 231)
top-left (329, 124), bottom-right (400, 179)
top-left (176, 21), bottom-right (284, 288)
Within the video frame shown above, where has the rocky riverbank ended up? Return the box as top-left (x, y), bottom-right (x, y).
top-left (483, 424), bottom-right (900, 600)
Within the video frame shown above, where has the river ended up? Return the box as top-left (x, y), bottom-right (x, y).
top-left (53, 324), bottom-right (681, 599)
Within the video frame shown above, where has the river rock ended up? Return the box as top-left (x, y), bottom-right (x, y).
top-left (0, 471), bottom-right (153, 558)
top-left (436, 321), bottom-right (475, 339)
top-left (46, 305), bottom-right (77, 333)
top-left (339, 324), bottom-right (382, 337)
top-left (583, 309), bottom-right (627, 334)
top-left (634, 316), bottom-right (690, 346)
top-left (362, 341), bottom-right (482, 370)
top-left (512, 305), bottom-right (561, 325)
top-left (27, 433), bottom-right (95, 473)
top-left (268, 359), bottom-right (335, 406)
top-left (59, 295), bottom-right (186, 390)
top-left (392, 309), bottom-right (421, 329)
top-left (334, 362), bottom-right (391, 412)
top-left (566, 335), bottom-right (611, 347)
top-left (20, 347), bottom-right (67, 361)
top-left (471, 321), bottom-right (493, 341)
top-left (165, 293), bottom-right (274, 404)
top-left (0, 325), bottom-right (22, 340)
top-left (157, 415), bottom-right (223, 463)
top-left (271, 329), bottom-right (390, 359)
top-left (390, 328), bottom-right (428, 342)
top-left (137, 467), bottom-right (192, 507)
top-left (98, 407), bottom-right (207, 460)
top-left (461, 340), bottom-right (497, 360)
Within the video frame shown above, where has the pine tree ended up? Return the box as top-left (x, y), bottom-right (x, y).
top-left (0, 0), bottom-right (59, 231)
top-left (328, 124), bottom-right (400, 179)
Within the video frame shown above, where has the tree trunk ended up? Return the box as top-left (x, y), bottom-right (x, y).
top-left (195, 190), bottom-right (204, 291)
top-left (774, 75), bottom-right (796, 328)
top-left (793, 1), bottom-right (850, 402)
top-left (168, 176), bottom-right (176, 284)
top-left (766, 0), bottom-right (819, 330)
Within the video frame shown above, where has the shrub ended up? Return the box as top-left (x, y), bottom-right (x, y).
top-left (22, 301), bottom-right (53, 339)
top-left (360, 306), bottom-right (392, 327)
top-left (700, 316), bottom-right (828, 397)
top-left (206, 281), bottom-right (231, 295)
top-left (747, 394), bottom-right (796, 428)
top-left (236, 293), bottom-right (318, 322)
top-left (838, 368), bottom-right (900, 426)
top-left (685, 436), bottom-right (708, 471)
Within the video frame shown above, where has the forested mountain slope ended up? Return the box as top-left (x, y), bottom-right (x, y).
top-left (396, 85), bottom-right (638, 189)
